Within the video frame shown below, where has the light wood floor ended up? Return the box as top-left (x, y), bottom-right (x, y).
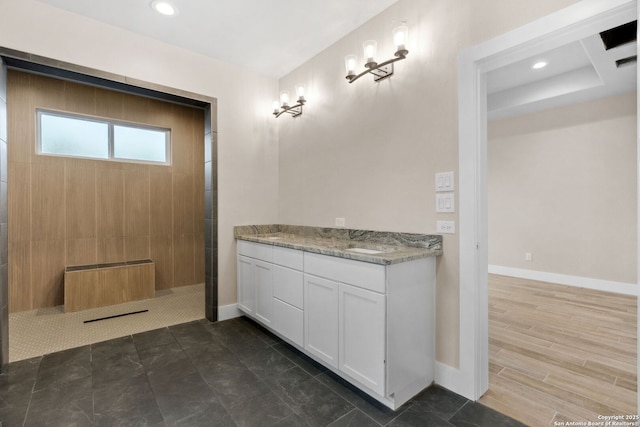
top-left (479, 274), bottom-right (637, 426)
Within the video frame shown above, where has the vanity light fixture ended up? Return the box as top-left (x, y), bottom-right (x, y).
top-left (151, 0), bottom-right (178, 16)
top-left (345, 23), bottom-right (409, 83)
top-left (273, 85), bottom-right (306, 118)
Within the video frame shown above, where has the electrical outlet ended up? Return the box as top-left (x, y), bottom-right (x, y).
top-left (335, 217), bottom-right (346, 227)
top-left (525, 252), bottom-right (533, 262)
top-left (436, 220), bottom-right (455, 234)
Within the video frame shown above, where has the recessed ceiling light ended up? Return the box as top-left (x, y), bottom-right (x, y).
top-left (151, 0), bottom-right (178, 16)
top-left (532, 61), bottom-right (548, 69)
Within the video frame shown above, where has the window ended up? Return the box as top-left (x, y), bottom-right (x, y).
top-left (37, 109), bottom-right (170, 164)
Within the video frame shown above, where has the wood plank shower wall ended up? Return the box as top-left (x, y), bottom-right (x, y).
top-left (7, 70), bottom-right (205, 312)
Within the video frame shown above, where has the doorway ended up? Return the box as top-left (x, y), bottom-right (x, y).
top-left (457, 0), bottom-right (638, 406)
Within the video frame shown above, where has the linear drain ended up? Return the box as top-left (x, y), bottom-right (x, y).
top-left (83, 309), bottom-right (149, 324)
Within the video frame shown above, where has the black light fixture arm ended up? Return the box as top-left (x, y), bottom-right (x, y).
top-left (273, 97), bottom-right (305, 118)
top-left (346, 49), bottom-right (409, 83)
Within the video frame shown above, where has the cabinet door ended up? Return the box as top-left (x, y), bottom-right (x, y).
top-left (237, 255), bottom-right (255, 314)
top-left (304, 274), bottom-right (339, 368)
top-left (254, 260), bottom-right (273, 326)
top-left (339, 283), bottom-right (386, 395)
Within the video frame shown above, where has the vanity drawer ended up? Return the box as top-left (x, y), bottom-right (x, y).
top-left (304, 252), bottom-right (386, 293)
top-left (237, 240), bottom-right (272, 262)
top-left (273, 246), bottom-right (303, 270)
top-left (273, 265), bottom-right (303, 309)
top-left (272, 298), bottom-right (303, 347)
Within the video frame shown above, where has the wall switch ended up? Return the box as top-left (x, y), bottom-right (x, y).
top-left (435, 172), bottom-right (455, 192)
top-left (436, 193), bottom-right (455, 213)
top-left (335, 217), bottom-right (346, 227)
top-left (525, 252), bottom-right (533, 262)
top-left (437, 220), bottom-right (455, 234)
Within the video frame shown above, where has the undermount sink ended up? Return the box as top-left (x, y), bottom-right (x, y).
top-left (345, 247), bottom-right (384, 255)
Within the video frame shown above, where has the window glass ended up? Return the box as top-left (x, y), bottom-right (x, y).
top-left (113, 125), bottom-right (167, 163)
top-left (39, 112), bottom-right (109, 159)
top-left (37, 109), bottom-right (170, 165)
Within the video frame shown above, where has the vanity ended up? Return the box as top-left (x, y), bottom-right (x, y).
top-left (234, 224), bottom-right (442, 410)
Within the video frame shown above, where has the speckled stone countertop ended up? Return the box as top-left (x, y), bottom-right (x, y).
top-left (234, 224), bottom-right (442, 265)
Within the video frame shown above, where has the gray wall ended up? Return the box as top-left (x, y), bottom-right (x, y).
top-left (205, 103), bottom-right (218, 321)
top-left (0, 57), bottom-right (8, 366)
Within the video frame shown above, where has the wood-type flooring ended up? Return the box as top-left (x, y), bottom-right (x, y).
top-left (479, 274), bottom-right (637, 426)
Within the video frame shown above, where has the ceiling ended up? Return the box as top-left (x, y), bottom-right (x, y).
top-left (29, 1), bottom-right (638, 120)
top-left (34, 0), bottom-right (399, 79)
top-left (487, 26), bottom-right (637, 120)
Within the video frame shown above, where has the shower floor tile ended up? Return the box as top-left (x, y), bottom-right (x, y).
top-left (9, 283), bottom-right (205, 362)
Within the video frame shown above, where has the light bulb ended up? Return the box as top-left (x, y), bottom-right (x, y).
top-left (295, 85), bottom-right (305, 101)
top-left (345, 54), bottom-right (357, 75)
top-left (280, 91), bottom-right (289, 107)
top-left (363, 40), bottom-right (377, 64)
top-left (393, 23), bottom-right (408, 52)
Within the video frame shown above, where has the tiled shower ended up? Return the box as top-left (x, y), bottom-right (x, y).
top-left (0, 51), bottom-right (217, 367)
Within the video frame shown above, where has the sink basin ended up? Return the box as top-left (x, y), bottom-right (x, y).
top-left (345, 247), bottom-right (384, 255)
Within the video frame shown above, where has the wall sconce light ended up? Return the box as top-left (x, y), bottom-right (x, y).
top-left (345, 23), bottom-right (409, 83)
top-left (273, 85), bottom-right (306, 118)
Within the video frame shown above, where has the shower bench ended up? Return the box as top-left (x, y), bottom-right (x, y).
top-left (63, 259), bottom-right (155, 312)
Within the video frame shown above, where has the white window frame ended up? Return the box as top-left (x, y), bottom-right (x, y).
top-left (36, 108), bottom-right (171, 165)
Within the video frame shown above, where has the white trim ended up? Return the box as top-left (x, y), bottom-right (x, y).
top-left (435, 362), bottom-right (466, 394)
top-left (218, 303), bottom-right (242, 321)
top-left (457, 0), bottom-right (638, 401)
top-left (488, 265), bottom-right (638, 296)
top-left (636, 0), bottom-right (640, 413)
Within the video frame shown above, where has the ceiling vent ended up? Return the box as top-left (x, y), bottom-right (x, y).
top-left (616, 55), bottom-right (637, 68)
top-left (600, 20), bottom-right (637, 50)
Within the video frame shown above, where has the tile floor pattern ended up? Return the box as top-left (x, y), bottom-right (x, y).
top-left (9, 283), bottom-right (205, 362)
top-left (0, 317), bottom-right (526, 427)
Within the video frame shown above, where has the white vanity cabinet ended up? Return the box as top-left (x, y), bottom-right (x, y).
top-left (338, 282), bottom-right (386, 395)
top-left (237, 255), bottom-right (255, 315)
top-left (304, 274), bottom-right (339, 368)
top-left (236, 239), bottom-right (435, 410)
top-left (271, 246), bottom-right (304, 346)
top-left (237, 241), bottom-right (273, 326)
top-left (304, 252), bottom-right (388, 394)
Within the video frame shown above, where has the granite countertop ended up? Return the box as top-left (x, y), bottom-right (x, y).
top-left (234, 224), bottom-right (443, 265)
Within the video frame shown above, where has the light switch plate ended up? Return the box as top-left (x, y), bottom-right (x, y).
top-left (435, 172), bottom-right (454, 192)
top-left (335, 217), bottom-right (346, 227)
top-left (436, 193), bottom-right (455, 213)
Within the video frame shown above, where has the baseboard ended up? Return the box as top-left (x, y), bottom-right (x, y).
top-left (435, 362), bottom-right (475, 400)
top-left (489, 265), bottom-right (637, 296)
top-left (217, 303), bottom-right (242, 321)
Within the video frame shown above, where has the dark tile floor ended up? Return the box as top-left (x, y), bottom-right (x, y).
top-left (0, 317), bottom-right (526, 426)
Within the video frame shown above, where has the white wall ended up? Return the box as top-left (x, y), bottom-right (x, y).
top-left (277, 0), bottom-right (580, 368)
top-left (488, 92), bottom-right (637, 285)
top-left (0, 0), bottom-right (280, 307)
